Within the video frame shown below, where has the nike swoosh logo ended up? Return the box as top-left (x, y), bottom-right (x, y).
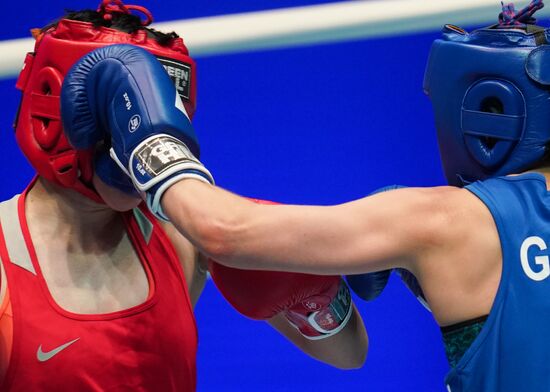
top-left (37, 338), bottom-right (80, 362)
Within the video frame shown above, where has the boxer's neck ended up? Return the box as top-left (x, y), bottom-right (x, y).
top-left (26, 177), bottom-right (125, 252)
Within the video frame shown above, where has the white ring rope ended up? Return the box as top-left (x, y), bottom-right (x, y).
top-left (1, 0), bottom-right (548, 79)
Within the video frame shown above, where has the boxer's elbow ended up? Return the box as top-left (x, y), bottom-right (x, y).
top-left (301, 310), bottom-right (368, 369)
top-left (311, 333), bottom-right (368, 370)
top-left (343, 343), bottom-right (368, 370)
top-left (334, 354), bottom-right (367, 370)
top-left (336, 339), bottom-right (368, 370)
top-left (327, 308), bottom-right (369, 369)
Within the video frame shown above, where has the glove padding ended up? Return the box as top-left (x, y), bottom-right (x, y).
top-left (209, 199), bottom-right (353, 340)
top-left (210, 262), bottom-right (352, 339)
top-left (94, 149), bottom-right (138, 196)
top-left (61, 44), bottom-right (213, 220)
top-left (346, 270), bottom-right (391, 301)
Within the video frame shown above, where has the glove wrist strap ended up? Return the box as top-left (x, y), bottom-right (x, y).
top-left (110, 133), bottom-right (214, 221)
top-left (286, 280), bottom-right (353, 340)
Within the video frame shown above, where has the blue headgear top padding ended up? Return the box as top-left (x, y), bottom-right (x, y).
top-left (423, 1), bottom-right (550, 186)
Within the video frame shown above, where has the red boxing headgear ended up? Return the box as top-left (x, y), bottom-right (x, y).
top-left (14, 0), bottom-right (197, 202)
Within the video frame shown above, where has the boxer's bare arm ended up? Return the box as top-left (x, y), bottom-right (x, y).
top-left (162, 180), bottom-right (503, 326)
top-left (162, 180), bottom-right (466, 275)
top-left (267, 304), bottom-right (367, 369)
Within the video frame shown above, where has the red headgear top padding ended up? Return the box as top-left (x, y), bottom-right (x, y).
top-left (14, 0), bottom-right (197, 202)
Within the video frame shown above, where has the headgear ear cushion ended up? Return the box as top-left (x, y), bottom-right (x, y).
top-left (31, 67), bottom-right (64, 151)
top-left (461, 79), bottom-right (525, 170)
top-left (14, 1), bottom-right (197, 202)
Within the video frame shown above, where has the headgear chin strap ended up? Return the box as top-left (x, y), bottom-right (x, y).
top-left (424, 0), bottom-right (550, 186)
top-left (14, 0), bottom-right (197, 202)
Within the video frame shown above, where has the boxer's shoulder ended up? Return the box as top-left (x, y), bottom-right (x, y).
top-left (157, 218), bottom-right (206, 307)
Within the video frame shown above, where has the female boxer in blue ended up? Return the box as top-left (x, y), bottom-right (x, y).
top-left (63, 1), bottom-right (549, 391)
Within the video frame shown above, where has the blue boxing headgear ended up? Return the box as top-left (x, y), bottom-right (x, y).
top-left (423, 0), bottom-right (550, 186)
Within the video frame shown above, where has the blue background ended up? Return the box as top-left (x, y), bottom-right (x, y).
top-left (0, 1), bottom-right (466, 391)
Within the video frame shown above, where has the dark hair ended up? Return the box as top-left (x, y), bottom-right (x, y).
top-left (40, 9), bottom-right (179, 46)
top-left (538, 148), bottom-right (550, 169)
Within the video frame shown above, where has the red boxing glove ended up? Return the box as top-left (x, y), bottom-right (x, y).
top-left (208, 199), bottom-right (352, 340)
top-left (209, 262), bottom-right (352, 339)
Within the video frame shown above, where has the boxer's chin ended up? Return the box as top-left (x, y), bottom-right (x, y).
top-left (93, 174), bottom-right (142, 212)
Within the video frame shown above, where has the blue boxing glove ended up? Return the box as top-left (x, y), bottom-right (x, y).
top-left (94, 150), bottom-right (138, 196)
top-left (61, 44), bottom-right (213, 220)
top-left (345, 270), bottom-right (391, 301)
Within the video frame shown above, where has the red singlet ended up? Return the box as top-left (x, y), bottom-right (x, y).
top-left (0, 184), bottom-right (198, 391)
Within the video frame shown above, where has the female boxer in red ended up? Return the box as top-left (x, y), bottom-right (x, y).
top-left (0, 1), bottom-right (367, 390)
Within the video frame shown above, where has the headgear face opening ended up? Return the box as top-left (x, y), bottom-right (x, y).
top-left (14, 0), bottom-right (197, 202)
top-left (423, 0), bottom-right (550, 186)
